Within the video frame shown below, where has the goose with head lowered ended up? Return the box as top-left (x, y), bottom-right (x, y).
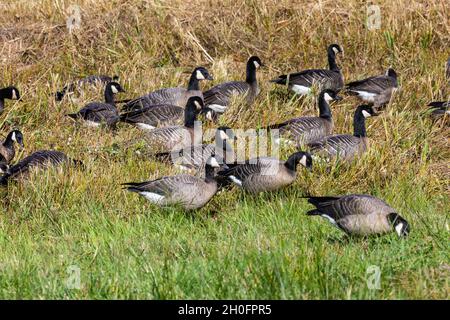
top-left (154, 126), bottom-right (237, 173)
top-left (122, 67), bottom-right (212, 112)
top-left (0, 86), bottom-right (20, 115)
top-left (345, 68), bottom-right (398, 109)
top-left (203, 56), bottom-right (263, 114)
top-left (0, 130), bottom-right (24, 168)
top-left (123, 154), bottom-right (222, 210)
top-left (217, 151), bottom-right (312, 194)
top-left (270, 44), bottom-right (344, 95)
top-left (0, 150), bottom-right (83, 185)
top-left (55, 74), bottom-right (119, 101)
top-left (142, 96), bottom-right (204, 153)
top-left (67, 81), bottom-right (125, 129)
top-left (305, 194), bottom-right (410, 237)
top-left (427, 101), bottom-right (449, 121)
top-left (268, 89), bottom-right (341, 146)
top-left (308, 105), bottom-right (378, 162)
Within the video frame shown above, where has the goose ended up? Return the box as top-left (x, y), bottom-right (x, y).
top-left (123, 154), bottom-right (221, 210)
top-left (0, 150), bottom-right (83, 185)
top-left (305, 194), bottom-right (410, 237)
top-left (427, 101), bottom-right (449, 120)
top-left (203, 56), bottom-right (263, 113)
top-left (0, 86), bottom-right (20, 115)
top-left (307, 105), bottom-right (378, 162)
top-left (270, 44), bottom-right (344, 95)
top-left (122, 67), bottom-right (212, 112)
top-left (67, 81), bottom-right (125, 128)
top-left (345, 68), bottom-right (398, 108)
top-left (55, 74), bottom-right (119, 101)
top-left (268, 89), bottom-right (341, 146)
top-left (142, 96), bottom-right (203, 153)
top-left (446, 57), bottom-right (450, 80)
top-left (0, 130), bottom-right (24, 167)
top-left (154, 126), bottom-right (236, 172)
top-left (217, 151), bottom-right (312, 193)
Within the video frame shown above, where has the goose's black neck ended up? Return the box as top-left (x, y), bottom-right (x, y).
top-left (104, 85), bottom-right (115, 105)
top-left (204, 164), bottom-right (216, 183)
top-left (3, 132), bottom-right (15, 148)
top-left (184, 104), bottom-right (197, 128)
top-left (246, 61), bottom-right (257, 84)
top-left (353, 109), bottom-right (367, 138)
top-left (328, 51), bottom-right (339, 72)
top-left (187, 71), bottom-right (200, 91)
top-left (318, 92), bottom-right (332, 119)
top-left (284, 152), bottom-right (302, 172)
top-left (0, 88), bottom-right (10, 99)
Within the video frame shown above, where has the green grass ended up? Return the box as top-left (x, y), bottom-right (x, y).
top-left (0, 0), bottom-right (448, 299)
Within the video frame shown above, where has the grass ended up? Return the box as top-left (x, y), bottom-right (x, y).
top-left (0, 0), bottom-right (448, 299)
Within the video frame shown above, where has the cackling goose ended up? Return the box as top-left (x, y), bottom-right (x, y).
top-left (0, 86), bottom-right (20, 115)
top-left (217, 151), bottom-right (312, 193)
top-left (305, 194), bottom-right (410, 237)
top-left (123, 154), bottom-right (222, 210)
top-left (203, 56), bottom-right (263, 113)
top-left (55, 74), bottom-right (119, 101)
top-left (270, 44), bottom-right (344, 95)
top-left (427, 101), bottom-right (449, 120)
top-left (308, 105), bottom-right (378, 162)
top-left (0, 130), bottom-right (24, 167)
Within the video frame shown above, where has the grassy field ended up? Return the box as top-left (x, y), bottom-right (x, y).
top-left (0, 0), bottom-right (448, 299)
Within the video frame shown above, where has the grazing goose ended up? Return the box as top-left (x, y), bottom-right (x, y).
top-left (123, 155), bottom-right (221, 210)
top-left (345, 68), bottom-right (398, 108)
top-left (427, 101), bottom-right (449, 120)
top-left (0, 130), bottom-right (24, 167)
top-left (155, 126), bottom-right (236, 172)
top-left (0, 150), bottom-right (83, 185)
top-left (122, 67), bottom-right (212, 112)
top-left (0, 86), bottom-right (20, 115)
top-left (270, 44), bottom-right (344, 95)
top-left (203, 56), bottom-right (263, 113)
top-left (142, 96), bottom-right (203, 153)
top-left (305, 194), bottom-right (410, 237)
top-left (268, 89), bottom-right (341, 146)
top-left (308, 105), bottom-right (378, 162)
top-left (67, 81), bottom-right (125, 128)
top-left (217, 151), bottom-right (312, 194)
top-left (55, 74), bottom-right (118, 101)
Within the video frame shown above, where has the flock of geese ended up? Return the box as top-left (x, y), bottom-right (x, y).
top-left (1, 45), bottom-right (449, 238)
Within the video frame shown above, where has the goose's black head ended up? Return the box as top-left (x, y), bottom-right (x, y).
top-left (194, 67), bottom-right (213, 81)
top-left (1, 86), bottom-right (20, 100)
top-left (0, 163), bottom-right (8, 174)
top-left (6, 130), bottom-right (24, 149)
top-left (328, 44), bottom-right (343, 57)
top-left (186, 96), bottom-right (204, 112)
top-left (248, 56), bottom-right (263, 70)
top-left (386, 68), bottom-right (397, 79)
top-left (216, 126), bottom-right (237, 142)
top-left (387, 213), bottom-right (410, 237)
top-left (285, 151), bottom-right (313, 172)
top-left (321, 89), bottom-right (342, 103)
top-left (358, 105), bottom-right (378, 118)
top-left (107, 81), bottom-right (125, 94)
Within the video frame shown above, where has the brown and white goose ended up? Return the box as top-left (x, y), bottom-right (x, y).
top-left (268, 89), bottom-right (341, 146)
top-left (217, 151), bottom-right (312, 193)
top-left (0, 130), bottom-right (24, 169)
top-left (345, 68), bottom-right (398, 108)
top-left (123, 154), bottom-right (221, 210)
top-left (122, 67), bottom-right (212, 112)
top-left (308, 105), bottom-right (378, 162)
top-left (67, 81), bottom-right (125, 128)
top-left (0, 86), bottom-right (20, 115)
top-left (142, 96), bottom-right (203, 153)
top-left (270, 44), bottom-right (344, 95)
top-left (203, 56), bottom-right (263, 113)
top-left (305, 194), bottom-right (410, 237)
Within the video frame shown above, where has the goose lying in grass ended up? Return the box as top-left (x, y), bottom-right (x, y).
top-left (0, 150), bottom-right (83, 185)
top-left (268, 89), bottom-right (341, 146)
top-left (427, 101), bottom-right (449, 121)
top-left (203, 56), bottom-right (263, 114)
top-left (270, 44), bottom-right (344, 95)
top-left (55, 74), bottom-right (118, 101)
top-left (123, 154), bottom-right (222, 210)
top-left (217, 151), bottom-right (312, 193)
top-left (122, 67), bottom-right (212, 112)
top-left (0, 86), bottom-right (20, 115)
top-left (305, 194), bottom-right (410, 237)
top-left (308, 105), bottom-right (378, 162)
top-left (67, 81), bottom-right (125, 129)
top-left (0, 130), bottom-right (24, 169)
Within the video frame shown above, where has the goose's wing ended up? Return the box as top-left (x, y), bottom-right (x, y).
top-left (308, 134), bottom-right (361, 159)
top-left (217, 157), bottom-right (277, 181)
top-left (5, 150), bottom-right (69, 178)
top-left (272, 69), bottom-right (340, 87)
top-left (76, 102), bottom-right (118, 123)
top-left (346, 75), bottom-right (396, 94)
top-left (204, 81), bottom-right (250, 108)
top-left (144, 126), bottom-right (192, 153)
top-left (123, 87), bottom-right (185, 111)
top-left (269, 117), bottom-right (329, 141)
top-left (120, 104), bottom-right (183, 127)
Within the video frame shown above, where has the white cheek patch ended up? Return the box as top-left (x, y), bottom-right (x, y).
top-left (219, 130), bottom-right (229, 140)
top-left (300, 155), bottom-right (307, 167)
top-left (111, 85), bottom-right (119, 94)
top-left (208, 157), bottom-right (220, 168)
top-left (194, 101), bottom-right (202, 110)
top-left (11, 132), bottom-right (16, 142)
top-left (333, 47), bottom-right (339, 54)
top-left (395, 223), bottom-right (404, 236)
top-left (196, 70), bottom-right (205, 80)
top-left (362, 110), bottom-right (372, 118)
top-left (206, 111), bottom-right (214, 121)
top-left (253, 61), bottom-right (260, 68)
top-left (324, 92), bottom-right (332, 102)
top-left (11, 90), bottom-right (17, 100)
